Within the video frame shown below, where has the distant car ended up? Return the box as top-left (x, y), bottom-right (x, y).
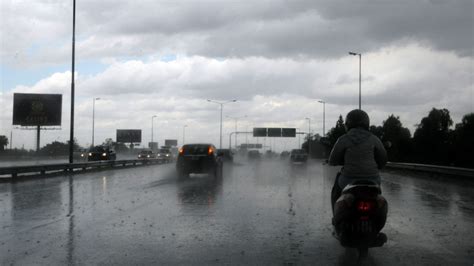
top-left (138, 150), bottom-right (156, 159)
top-left (280, 151), bottom-right (290, 159)
top-left (88, 146), bottom-right (116, 161)
top-left (265, 150), bottom-right (277, 159)
top-left (73, 149), bottom-right (88, 160)
top-left (176, 144), bottom-right (223, 178)
top-left (217, 149), bottom-right (234, 162)
top-left (156, 148), bottom-right (173, 162)
top-left (247, 150), bottom-right (261, 160)
top-left (290, 149), bottom-right (308, 163)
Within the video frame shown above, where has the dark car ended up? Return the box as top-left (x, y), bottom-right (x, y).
top-left (176, 144), bottom-right (222, 178)
top-left (88, 146), bottom-right (116, 161)
top-left (217, 149), bottom-right (234, 162)
top-left (156, 148), bottom-right (173, 162)
top-left (280, 151), bottom-right (290, 159)
top-left (265, 150), bottom-right (277, 159)
top-left (290, 149), bottom-right (308, 163)
top-left (247, 150), bottom-right (261, 160)
top-left (138, 150), bottom-right (156, 159)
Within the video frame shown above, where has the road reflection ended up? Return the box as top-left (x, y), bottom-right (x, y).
top-left (11, 179), bottom-right (62, 222)
top-left (176, 174), bottom-right (223, 209)
top-left (67, 175), bottom-right (75, 265)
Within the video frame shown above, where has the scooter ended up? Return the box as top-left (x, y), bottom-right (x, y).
top-left (332, 179), bottom-right (388, 258)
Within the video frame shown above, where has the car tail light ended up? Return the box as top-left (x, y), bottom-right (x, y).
top-left (208, 147), bottom-right (214, 155)
top-left (179, 148), bottom-right (184, 155)
top-left (357, 201), bottom-right (374, 212)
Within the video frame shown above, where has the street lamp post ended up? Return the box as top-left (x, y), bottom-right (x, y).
top-left (305, 117), bottom-right (311, 157)
top-left (349, 51), bottom-right (362, 109)
top-left (68, 0), bottom-right (76, 164)
top-left (227, 115), bottom-right (247, 148)
top-left (318, 100), bottom-right (326, 137)
top-left (207, 99), bottom-right (237, 149)
top-left (92, 97), bottom-right (100, 147)
top-left (182, 125), bottom-right (188, 145)
top-left (151, 115), bottom-right (157, 147)
top-left (296, 128), bottom-right (300, 147)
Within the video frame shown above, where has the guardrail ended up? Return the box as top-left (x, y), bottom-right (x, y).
top-left (385, 162), bottom-right (474, 178)
top-left (0, 158), bottom-right (169, 180)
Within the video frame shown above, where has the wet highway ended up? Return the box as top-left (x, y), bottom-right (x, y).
top-left (1, 158), bottom-right (473, 265)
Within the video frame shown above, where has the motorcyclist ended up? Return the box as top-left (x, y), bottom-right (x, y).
top-left (328, 109), bottom-right (387, 212)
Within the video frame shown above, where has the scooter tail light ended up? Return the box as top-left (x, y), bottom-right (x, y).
top-left (357, 201), bottom-right (374, 212)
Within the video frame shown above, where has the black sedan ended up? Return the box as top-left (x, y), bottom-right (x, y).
top-left (176, 144), bottom-right (222, 178)
top-left (87, 146), bottom-right (117, 161)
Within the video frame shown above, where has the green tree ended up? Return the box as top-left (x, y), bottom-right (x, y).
top-left (453, 113), bottom-right (474, 168)
top-left (381, 114), bottom-right (411, 161)
top-left (326, 115), bottom-right (346, 148)
top-left (0, 135), bottom-right (8, 151)
top-left (413, 108), bottom-right (453, 164)
top-left (40, 141), bottom-right (69, 156)
top-left (102, 138), bottom-right (128, 152)
top-left (369, 125), bottom-right (383, 139)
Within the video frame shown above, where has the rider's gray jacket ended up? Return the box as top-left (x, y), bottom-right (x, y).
top-left (329, 128), bottom-right (387, 178)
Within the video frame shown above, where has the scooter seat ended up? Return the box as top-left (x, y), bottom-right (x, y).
top-left (342, 181), bottom-right (381, 194)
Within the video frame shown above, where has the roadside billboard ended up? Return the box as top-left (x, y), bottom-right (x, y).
top-left (116, 129), bottom-right (142, 143)
top-left (12, 93), bottom-right (62, 126)
top-left (165, 139), bottom-right (178, 147)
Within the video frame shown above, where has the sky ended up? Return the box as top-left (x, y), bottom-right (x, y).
top-left (0, 0), bottom-right (473, 151)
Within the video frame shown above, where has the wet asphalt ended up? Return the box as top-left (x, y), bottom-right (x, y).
top-left (0, 157), bottom-right (473, 265)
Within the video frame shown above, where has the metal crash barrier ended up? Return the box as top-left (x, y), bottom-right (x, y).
top-left (0, 159), bottom-right (170, 180)
top-left (385, 162), bottom-right (474, 178)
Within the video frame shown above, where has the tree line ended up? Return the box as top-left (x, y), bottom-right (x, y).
top-left (0, 137), bottom-right (130, 158)
top-left (304, 108), bottom-right (474, 169)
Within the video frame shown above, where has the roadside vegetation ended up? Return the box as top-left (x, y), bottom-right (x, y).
top-left (303, 108), bottom-right (474, 169)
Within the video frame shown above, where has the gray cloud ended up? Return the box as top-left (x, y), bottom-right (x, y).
top-left (2, 0), bottom-right (472, 67)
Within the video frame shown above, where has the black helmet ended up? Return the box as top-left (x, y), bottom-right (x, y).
top-left (345, 109), bottom-right (370, 130)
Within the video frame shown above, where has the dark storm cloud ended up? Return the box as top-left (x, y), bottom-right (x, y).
top-left (3, 0), bottom-right (471, 66)
top-left (74, 0), bottom-right (473, 59)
